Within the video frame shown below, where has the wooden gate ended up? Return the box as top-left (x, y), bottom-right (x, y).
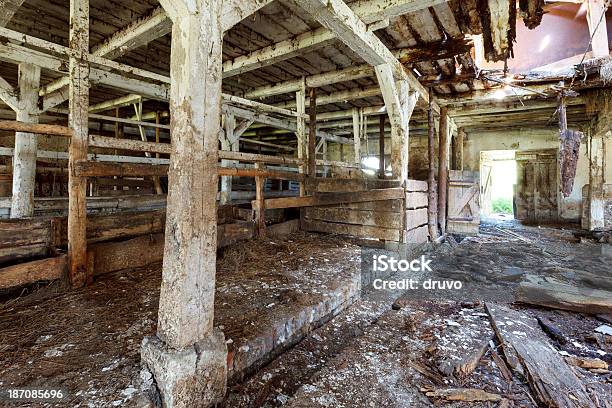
top-left (447, 170), bottom-right (480, 234)
top-left (515, 150), bottom-right (558, 223)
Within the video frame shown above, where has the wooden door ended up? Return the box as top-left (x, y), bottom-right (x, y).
top-left (447, 170), bottom-right (480, 234)
top-left (515, 150), bottom-right (558, 223)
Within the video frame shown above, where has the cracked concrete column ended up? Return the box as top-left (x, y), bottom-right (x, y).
top-left (141, 1), bottom-right (227, 406)
top-left (588, 133), bottom-right (606, 231)
top-left (10, 63), bottom-right (41, 219)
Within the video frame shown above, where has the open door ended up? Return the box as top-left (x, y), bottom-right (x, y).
top-left (515, 150), bottom-right (558, 223)
top-left (480, 154), bottom-right (494, 216)
top-left (447, 170), bottom-right (480, 234)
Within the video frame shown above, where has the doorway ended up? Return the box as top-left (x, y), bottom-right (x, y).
top-left (480, 151), bottom-right (517, 221)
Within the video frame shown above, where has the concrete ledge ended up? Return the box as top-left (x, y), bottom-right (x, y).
top-left (141, 330), bottom-right (227, 408)
top-left (227, 273), bottom-right (361, 383)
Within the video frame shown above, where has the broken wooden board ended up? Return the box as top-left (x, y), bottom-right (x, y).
top-left (423, 387), bottom-right (501, 402)
top-left (485, 302), bottom-right (595, 408)
top-left (516, 275), bottom-right (612, 315)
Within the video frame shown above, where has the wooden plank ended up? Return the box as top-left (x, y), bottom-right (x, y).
top-left (406, 208), bottom-right (428, 230)
top-left (334, 199), bottom-right (403, 212)
top-left (406, 191), bottom-right (428, 209)
top-left (304, 207), bottom-right (402, 229)
top-left (74, 160), bottom-right (302, 181)
top-left (302, 219), bottom-right (400, 241)
top-left (516, 275), bottom-right (612, 315)
top-left (485, 303), bottom-right (595, 408)
top-left (406, 179), bottom-right (428, 192)
top-left (307, 177), bottom-right (401, 192)
top-left (404, 224), bottom-right (428, 244)
top-left (258, 188), bottom-right (405, 210)
top-left (217, 222), bottom-right (254, 248)
top-left (74, 161), bottom-right (169, 177)
top-left (88, 233), bottom-right (164, 277)
top-left (0, 255), bottom-right (66, 289)
top-left (0, 120), bottom-right (72, 136)
top-left (67, 0), bottom-right (90, 287)
top-left (267, 219), bottom-right (299, 238)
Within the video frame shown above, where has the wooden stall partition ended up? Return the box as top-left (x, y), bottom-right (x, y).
top-left (447, 170), bottom-right (480, 234)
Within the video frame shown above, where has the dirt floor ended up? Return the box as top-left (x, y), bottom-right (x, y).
top-left (0, 223), bottom-right (611, 407)
top-left (0, 232), bottom-right (360, 407)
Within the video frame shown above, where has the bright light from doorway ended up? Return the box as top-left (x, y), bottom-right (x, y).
top-left (362, 156), bottom-right (379, 170)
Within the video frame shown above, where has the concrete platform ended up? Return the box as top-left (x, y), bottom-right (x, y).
top-left (0, 232), bottom-right (362, 407)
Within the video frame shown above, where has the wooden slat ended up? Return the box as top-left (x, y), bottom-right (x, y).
top-left (0, 120), bottom-right (73, 136)
top-left (405, 191), bottom-right (428, 209)
top-left (257, 188), bottom-right (405, 210)
top-left (406, 208), bottom-right (428, 230)
top-left (302, 219), bottom-right (400, 241)
top-left (404, 224), bottom-right (429, 244)
top-left (304, 207), bottom-right (401, 228)
top-left (306, 177), bottom-right (401, 192)
top-left (0, 255), bottom-right (66, 289)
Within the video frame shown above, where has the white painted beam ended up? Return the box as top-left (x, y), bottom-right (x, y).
top-left (0, 0), bottom-right (24, 27)
top-left (0, 74), bottom-right (19, 111)
top-left (350, 0), bottom-right (449, 24)
top-left (295, 0), bottom-right (430, 106)
top-left (10, 63), bottom-right (40, 218)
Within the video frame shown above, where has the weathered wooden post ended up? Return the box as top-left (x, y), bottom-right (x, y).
top-left (141, 1), bottom-right (228, 406)
top-left (296, 81), bottom-right (307, 196)
top-left (308, 87), bottom-right (317, 178)
top-left (67, 0), bottom-right (90, 287)
top-left (427, 89), bottom-right (439, 240)
top-left (10, 63), bottom-right (41, 219)
top-left (437, 106), bottom-right (449, 235)
top-left (379, 114), bottom-right (385, 178)
top-left (255, 163), bottom-right (266, 236)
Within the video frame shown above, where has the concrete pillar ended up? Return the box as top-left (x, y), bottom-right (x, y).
top-left (67, 0), bottom-right (90, 287)
top-left (141, 1), bottom-right (227, 407)
top-left (588, 134), bottom-right (606, 230)
top-left (10, 63), bottom-right (41, 219)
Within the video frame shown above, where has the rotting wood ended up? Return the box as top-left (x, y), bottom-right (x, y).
top-left (379, 114), bottom-right (385, 178)
top-left (516, 275), bottom-right (612, 315)
top-left (423, 387), bottom-right (502, 402)
top-left (485, 302), bottom-right (595, 408)
top-left (254, 188), bottom-right (405, 210)
top-left (489, 345), bottom-right (513, 382)
top-left (0, 120), bottom-right (73, 137)
top-left (0, 254), bottom-right (66, 290)
top-left (437, 106), bottom-right (449, 235)
top-left (67, 0), bottom-right (90, 288)
top-left (427, 88), bottom-right (438, 240)
top-left (308, 87), bottom-right (317, 178)
top-left (73, 160), bottom-right (303, 181)
top-left (10, 63), bottom-right (41, 218)
top-left (255, 163), bottom-right (266, 237)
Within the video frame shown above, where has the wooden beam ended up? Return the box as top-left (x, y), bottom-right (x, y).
top-left (242, 38), bottom-right (471, 100)
top-left (308, 88), bottom-right (317, 177)
top-left (0, 120), bottom-right (72, 136)
top-left (352, 108), bottom-right (361, 164)
top-left (0, 75), bottom-right (19, 111)
top-left (0, 0), bottom-right (24, 27)
top-left (297, 0), bottom-right (430, 106)
top-left (10, 63), bottom-right (40, 219)
top-left (437, 106), bottom-right (449, 235)
top-left (375, 63), bottom-right (418, 183)
top-left (67, 0), bottom-right (90, 288)
top-left (221, 0), bottom-right (275, 31)
top-left (255, 187), bottom-right (405, 210)
top-left (427, 88), bottom-right (438, 240)
top-left (379, 114), bottom-right (385, 177)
